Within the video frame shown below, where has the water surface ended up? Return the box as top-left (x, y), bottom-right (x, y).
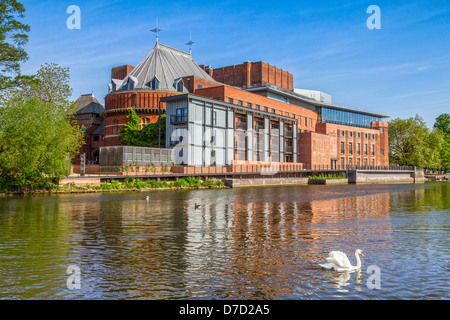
top-left (0, 182), bottom-right (448, 299)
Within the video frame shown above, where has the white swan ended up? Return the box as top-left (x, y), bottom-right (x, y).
top-left (319, 249), bottom-right (364, 272)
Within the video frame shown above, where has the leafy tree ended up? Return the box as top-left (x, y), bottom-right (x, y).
top-left (389, 114), bottom-right (444, 168)
top-left (434, 113), bottom-right (450, 169)
top-left (0, 0), bottom-right (30, 91)
top-left (119, 107), bottom-right (141, 146)
top-left (0, 64), bottom-right (84, 192)
top-left (17, 63), bottom-right (74, 110)
top-left (140, 114), bottom-right (166, 147)
top-left (434, 113), bottom-right (450, 135)
top-left (119, 107), bottom-right (166, 147)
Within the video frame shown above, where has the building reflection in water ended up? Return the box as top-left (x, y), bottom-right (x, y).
top-left (58, 189), bottom-right (393, 299)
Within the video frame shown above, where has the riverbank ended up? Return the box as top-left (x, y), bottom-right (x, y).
top-left (0, 177), bottom-right (227, 197)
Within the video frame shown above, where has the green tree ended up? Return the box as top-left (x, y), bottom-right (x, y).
top-left (119, 107), bottom-right (141, 146)
top-left (140, 114), bottom-right (166, 147)
top-left (18, 63), bottom-right (73, 110)
top-left (0, 0), bottom-right (30, 91)
top-left (434, 113), bottom-right (450, 169)
top-left (434, 113), bottom-right (450, 134)
top-left (389, 114), bottom-right (444, 168)
top-left (0, 64), bottom-right (84, 192)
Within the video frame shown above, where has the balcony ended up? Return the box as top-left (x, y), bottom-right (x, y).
top-left (170, 114), bottom-right (187, 125)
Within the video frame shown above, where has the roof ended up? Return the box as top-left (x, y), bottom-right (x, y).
top-left (91, 122), bottom-right (105, 135)
top-left (111, 42), bottom-right (214, 92)
top-left (76, 101), bottom-right (105, 115)
top-left (246, 85), bottom-right (389, 118)
top-left (75, 93), bottom-right (103, 111)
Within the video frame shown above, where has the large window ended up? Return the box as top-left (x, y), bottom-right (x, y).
top-left (175, 107), bottom-right (187, 122)
top-left (321, 107), bottom-right (382, 129)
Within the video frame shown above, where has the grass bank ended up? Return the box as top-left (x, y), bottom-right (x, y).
top-left (0, 177), bottom-right (227, 197)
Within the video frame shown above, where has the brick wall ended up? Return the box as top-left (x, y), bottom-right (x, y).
top-left (207, 61), bottom-right (293, 91)
top-left (111, 65), bottom-right (135, 80)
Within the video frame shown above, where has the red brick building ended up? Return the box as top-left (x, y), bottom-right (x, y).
top-left (73, 93), bottom-right (105, 164)
top-left (97, 41), bottom-right (389, 168)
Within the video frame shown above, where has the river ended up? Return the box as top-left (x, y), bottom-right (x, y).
top-left (0, 182), bottom-right (448, 300)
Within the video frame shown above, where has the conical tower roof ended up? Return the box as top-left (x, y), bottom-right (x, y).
top-left (111, 42), bottom-right (213, 93)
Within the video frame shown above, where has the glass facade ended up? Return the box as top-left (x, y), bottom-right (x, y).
top-left (321, 107), bottom-right (382, 129)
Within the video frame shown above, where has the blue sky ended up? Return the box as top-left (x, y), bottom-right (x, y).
top-left (20, 0), bottom-right (450, 127)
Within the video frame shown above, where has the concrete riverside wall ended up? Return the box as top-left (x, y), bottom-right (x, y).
top-left (347, 170), bottom-right (416, 184)
top-left (308, 179), bottom-right (348, 185)
top-left (227, 177), bottom-right (308, 187)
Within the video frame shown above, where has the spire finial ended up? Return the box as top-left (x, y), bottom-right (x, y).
top-left (186, 32), bottom-right (194, 55)
top-left (151, 17), bottom-right (161, 43)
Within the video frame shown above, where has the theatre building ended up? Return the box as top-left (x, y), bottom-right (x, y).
top-left (102, 41), bottom-right (389, 169)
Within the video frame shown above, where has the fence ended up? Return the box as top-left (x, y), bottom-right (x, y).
top-left (70, 163), bottom-right (417, 177)
top-left (99, 146), bottom-right (174, 167)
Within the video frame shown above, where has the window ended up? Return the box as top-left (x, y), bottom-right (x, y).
top-left (247, 102), bottom-right (252, 108)
top-left (371, 134), bottom-right (375, 140)
top-left (213, 111), bottom-right (217, 125)
top-left (364, 133), bottom-right (368, 139)
top-left (349, 158), bottom-right (353, 167)
top-left (357, 158), bottom-right (361, 166)
top-left (238, 100), bottom-right (242, 106)
top-left (340, 142), bottom-right (345, 154)
top-left (197, 84), bottom-right (202, 89)
top-left (264, 107), bottom-right (268, 112)
top-left (341, 157), bottom-right (345, 169)
top-left (305, 117), bottom-right (308, 126)
top-left (176, 107), bottom-right (187, 122)
top-left (371, 158), bottom-right (375, 166)
top-left (309, 118), bottom-right (312, 127)
top-left (349, 131), bottom-right (353, 138)
top-left (357, 132), bottom-right (361, 138)
top-left (340, 130), bottom-right (345, 137)
top-left (149, 77), bottom-right (159, 90)
top-left (371, 144), bottom-right (375, 156)
top-left (127, 78), bottom-right (134, 90)
top-left (364, 158), bottom-right (368, 166)
top-left (272, 109), bottom-right (276, 114)
top-left (357, 143), bottom-right (361, 155)
top-left (349, 142), bottom-right (353, 155)
top-left (228, 98), bottom-right (233, 104)
top-left (113, 119), bottom-right (119, 135)
top-left (364, 144), bottom-right (368, 156)
top-left (381, 149), bottom-right (384, 156)
top-left (320, 107), bottom-right (382, 129)
top-left (176, 80), bottom-right (183, 92)
top-left (256, 104), bottom-right (260, 110)
top-left (93, 136), bottom-right (99, 142)
top-left (380, 128), bottom-right (384, 134)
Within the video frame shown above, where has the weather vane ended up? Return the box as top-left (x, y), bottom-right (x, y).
top-left (151, 17), bottom-right (161, 43)
top-left (186, 32), bottom-right (194, 55)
